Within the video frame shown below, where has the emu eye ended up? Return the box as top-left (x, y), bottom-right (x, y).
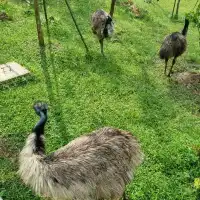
top-left (52, 177), bottom-right (59, 183)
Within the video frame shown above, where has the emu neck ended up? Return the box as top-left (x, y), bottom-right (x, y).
top-left (109, 0), bottom-right (116, 18)
top-left (181, 21), bottom-right (189, 36)
top-left (32, 112), bottom-right (47, 154)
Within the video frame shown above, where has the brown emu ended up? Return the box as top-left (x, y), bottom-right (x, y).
top-left (19, 102), bottom-right (144, 200)
top-left (91, 0), bottom-right (116, 56)
top-left (159, 19), bottom-right (189, 77)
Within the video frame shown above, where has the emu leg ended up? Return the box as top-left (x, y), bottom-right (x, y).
top-left (99, 39), bottom-right (104, 56)
top-left (168, 57), bottom-right (176, 77)
top-left (164, 58), bottom-right (168, 75)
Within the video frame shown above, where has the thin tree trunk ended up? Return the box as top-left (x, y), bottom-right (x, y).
top-left (109, 0), bottom-right (116, 18)
top-left (171, 0), bottom-right (177, 18)
top-left (198, 27), bottom-right (200, 46)
top-left (64, 0), bottom-right (89, 53)
top-left (34, 0), bottom-right (44, 46)
top-left (174, 0), bottom-right (181, 19)
top-left (193, 0), bottom-right (200, 10)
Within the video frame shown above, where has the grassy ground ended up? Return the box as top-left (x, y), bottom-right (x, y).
top-left (0, 0), bottom-right (200, 199)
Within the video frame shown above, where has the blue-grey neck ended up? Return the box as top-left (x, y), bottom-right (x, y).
top-left (32, 111), bottom-right (47, 136)
top-left (32, 111), bottom-right (47, 154)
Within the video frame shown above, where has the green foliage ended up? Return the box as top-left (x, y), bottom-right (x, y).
top-left (187, 4), bottom-right (200, 45)
top-left (194, 178), bottom-right (200, 189)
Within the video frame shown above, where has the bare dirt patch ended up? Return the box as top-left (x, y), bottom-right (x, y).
top-left (0, 137), bottom-right (17, 158)
top-left (0, 11), bottom-right (10, 21)
top-left (120, 0), bottom-right (145, 18)
top-left (172, 71), bottom-right (200, 86)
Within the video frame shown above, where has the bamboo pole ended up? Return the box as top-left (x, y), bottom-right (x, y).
top-left (171, 0), bottom-right (177, 18)
top-left (64, 0), bottom-right (89, 53)
top-left (174, 0), bottom-right (181, 19)
top-left (34, 0), bottom-right (45, 46)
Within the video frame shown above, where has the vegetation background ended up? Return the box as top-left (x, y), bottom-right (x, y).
top-left (0, 0), bottom-right (200, 199)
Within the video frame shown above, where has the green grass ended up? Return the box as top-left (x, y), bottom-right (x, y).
top-left (0, 0), bottom-right (200, 199)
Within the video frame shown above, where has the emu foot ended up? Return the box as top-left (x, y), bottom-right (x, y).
top-left (167, 73), bottom-right (171, 77)
top-left (167, 70), bottom-right (174, 77)
top-left (101, 51), bottom-right (106, 57)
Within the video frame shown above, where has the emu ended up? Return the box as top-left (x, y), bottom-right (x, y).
top-left (91, 0), bottom-right (116, 56)
top-left (19, 102), bottom-right (144, 200)
top-left (159, 18), bottom-right (189, 77)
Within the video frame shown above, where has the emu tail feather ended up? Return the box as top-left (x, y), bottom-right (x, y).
top-left (18, 134), bottom-right (75, 200)
top-left (18, 134), bottom-right (46, 193)
top-left (159, 48), bottom-right (166, 59)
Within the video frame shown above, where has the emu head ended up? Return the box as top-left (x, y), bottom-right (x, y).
top-left (33, 102), bottom-right (48, 116)
top-left (32, 102), bottom-right (48, 136)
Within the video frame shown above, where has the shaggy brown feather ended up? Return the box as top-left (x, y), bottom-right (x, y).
top-left (91, 10), bottom-right (111, 40)
top-left (159, 19), bottom-right (189, 77)
top-left (159, 33), bottom-right (187, 60)
top-left (19, 127), bottom-right (143, 200)
top-left (91, 0), bottom-right (116, 55)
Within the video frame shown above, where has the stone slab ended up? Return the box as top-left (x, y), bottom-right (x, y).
top-left (0, 62), bottom-right (30, 83)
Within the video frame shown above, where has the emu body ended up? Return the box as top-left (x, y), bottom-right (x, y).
top-left (159, 19), bottom-right (189, 77)
top-left (19, 103), bottom-right (143, 200)
top-left (91, 0), bottom-right (116, 56)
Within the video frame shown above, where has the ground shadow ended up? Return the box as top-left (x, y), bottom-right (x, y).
top-left (39, 46), bottom-right (69, 143)
top-left (167, 78), bottom-right (200, 113)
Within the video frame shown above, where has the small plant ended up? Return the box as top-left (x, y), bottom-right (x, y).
top-left (0, 0), bottom-right (8, 10)
top-left (0, 0), bottom-right (7, 5)
top-left (194, 178), bottom-right (200, 189)
top-left (187, 4), bottom-right (200, 45)
top-left (121, 0), bottom-right (148, 19)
